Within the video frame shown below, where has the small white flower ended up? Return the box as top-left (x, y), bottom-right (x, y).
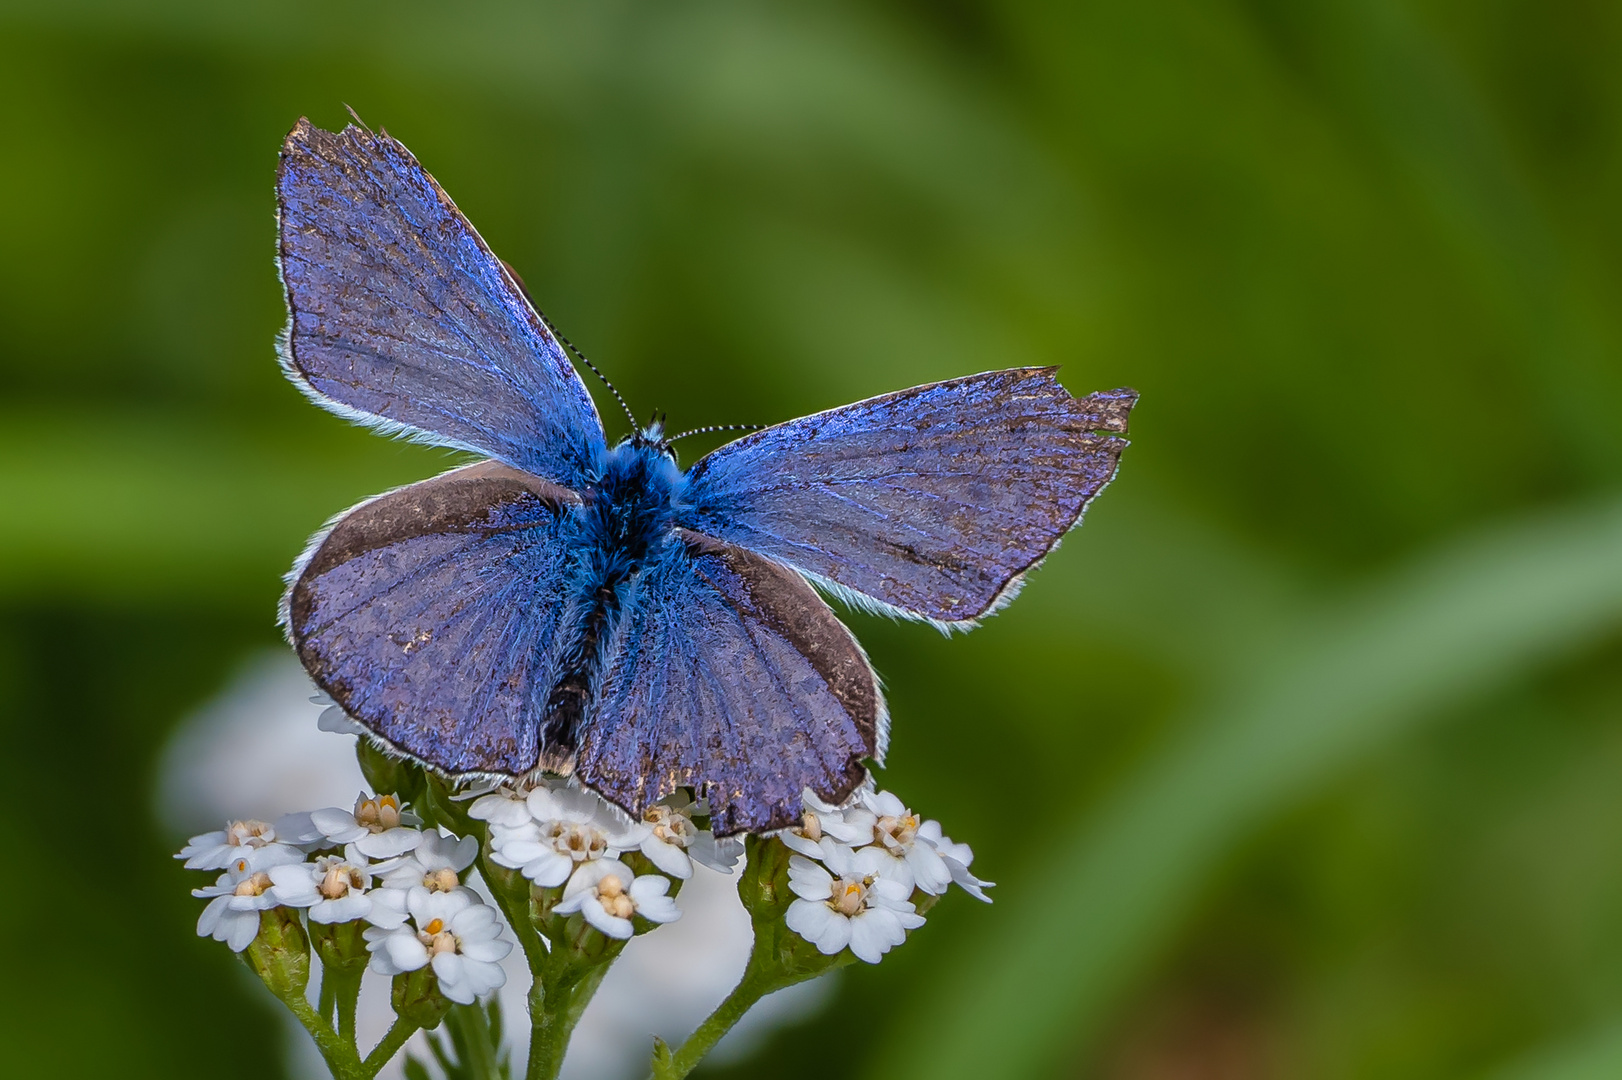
top-left (781, 788), bottom-right (878, 859)
top-left (177, 819), bottom-right (306, 871)
top-left (466, 785), bottom-right (537, 829)
top-left (638, 793), bottom-right (742, 878)
top-left (310, 793), bottom-right (423, 859)
top-left (854, 789), bottom-right (952, 895)
top-left (488, 785), bottom-right (648, 888)
top-left (363, 887), bottom-right (511, 1005)
top-left (784, 845), bottom-right (923, 964)
top-left (194, 855), bottom-right (293, 951)
top-left (267, 845), bottom-right (406, 927)
top-left (916, 820), bottom-right (994, 902)
top-left (552, 859), bottom-right (681, 939)
top-left (379, 830), bottom-right (479, 897)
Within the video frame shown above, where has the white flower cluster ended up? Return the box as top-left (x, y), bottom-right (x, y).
top-left (471, 781), bottom-right (740, 940)
top-left (782, 788), bottom-right (992, 964)
top-left (177, 793), bottom-right (510, 1004)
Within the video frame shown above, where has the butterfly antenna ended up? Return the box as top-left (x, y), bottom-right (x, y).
top-left (664, 422), bottom-right (766, 445)
top-left (534, 310), bottom-right (638, 435)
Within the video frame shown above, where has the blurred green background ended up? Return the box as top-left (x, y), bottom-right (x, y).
top-left (4, 1), bottom-right (1622, 1077)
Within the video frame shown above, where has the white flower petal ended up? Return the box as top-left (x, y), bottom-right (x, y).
top-left (384, 931), bottom-right (430, 972)
top-left (312, 894), bottom-right (371, 924)
top-left (460, 938), bottom-right (512, 963)
top-left (640, 837), bottom-right (693, 879)
top-left (581, 895), bottom-right (633, 940)
top-left (354, 827), bottom-right (422, 859)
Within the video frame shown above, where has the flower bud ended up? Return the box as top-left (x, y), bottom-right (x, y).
top-left (310, 919), bottom-right (370, 977)
top-left (241, 907), bottom-right (310, 1000)
top-left (391, 967), bottom-right (452, 1031)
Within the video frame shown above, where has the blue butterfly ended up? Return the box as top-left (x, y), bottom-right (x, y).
top-left (275, 118), bottom-right (1136, 834)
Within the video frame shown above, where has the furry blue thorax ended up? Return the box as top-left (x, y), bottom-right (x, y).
top-left (538, 432), bottom-right (687, 757)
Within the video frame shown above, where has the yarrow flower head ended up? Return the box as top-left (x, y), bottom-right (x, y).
top-left (193, 851), bottom-right (302, 951)
top-left (363, 886), bottom-right (512, 1005)
top-left (310, 792), bottom-right (423, 859)
top-left (487, 782), bottom-right (649, 889)
top-left (552, 859), bottom-right (682, 940)
top-left (777, 786), bottom-right (994, 962)
top-left (177, 816), bottom-right (310, 871)
top-left (267, 844), bottom-right (405, 926)
top-left (784, 845), bottom-right (923, 964)
top-left (638, 791), bottom-right (743, 878)
top-left (856, 789), bottom-right (952, 895)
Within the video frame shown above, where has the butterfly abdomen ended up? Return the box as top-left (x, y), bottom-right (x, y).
top-left (537, 440), bottom-right (683, 769)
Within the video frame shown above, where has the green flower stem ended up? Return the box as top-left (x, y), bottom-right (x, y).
top-left (317, 967), bottom-right (338, 1024)
top-left (362, 1017), bottom-right (419, 1077)
top-left (527, 960), bottom-right (611, 1080)
top-left (655, 835), bottom-right (854, 1079)
top-left (274, 976), bottom-right (368, 1080)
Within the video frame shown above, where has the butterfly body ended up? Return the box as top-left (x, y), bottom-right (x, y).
top-left (276, 117), bottom-right (1137, 833)
top-left (538, 433), bottom-right (684, 767)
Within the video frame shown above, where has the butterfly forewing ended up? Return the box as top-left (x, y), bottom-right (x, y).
top-left (678, 368), bottom-right (1135, 626)
top-left (277, 119), bottom-right (605, 489)
top-left (579, 531), bottom-right (881, 835)
top-left (287, 462), bottom-right (577, 775)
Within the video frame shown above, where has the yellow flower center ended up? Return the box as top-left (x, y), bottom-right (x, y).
top-left (644, 805), bottom-right (696, 848)
top-left (233, 871), bottom-right (274, 898)
top-left (354, 794), bottom-right (403, 832)
top-left (225, 820), bottom-right (274, 848)
top-left (829, 875), bottom-right (873, 917)
top-left (319, 864), bottom-right (363, 900)
top-left (423, 868), bottom-right (460, 893)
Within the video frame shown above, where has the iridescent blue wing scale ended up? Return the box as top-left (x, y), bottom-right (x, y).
top-left (678, 368), bottom-right (1135, 627)
top-left (277, 119), bottom-right (605, 489)
top-left (285, 462), bottom-right (576, 775)
top-left (579, 531), bottom-right (882, 835)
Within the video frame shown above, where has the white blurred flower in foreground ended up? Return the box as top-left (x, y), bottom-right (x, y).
top-left (554, 860), bottom-right (682, 939)
top-left (857, 789), bottom-right (952, 895)
top-left (489, 784), bottom-right (648, 888)
top-left (784, 846), bottom-right (923, 964)
top-left (380, 829), bottom-right (479, 897)
top-left (268, 844), bottom-right (405, 926)
top-left (311, 793), bottom-right (423, 859)
top-left (639, 793), bottom-right (742, 878)
top-left (364, 887), bottom-right (512, 1005)
top-left (178, 818), bottom-right (303, 871)
top-left (194, 853), bottom-right (299, 951)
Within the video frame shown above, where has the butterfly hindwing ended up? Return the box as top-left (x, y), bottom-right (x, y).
top-left (578, 530), bottom-right (881, 835)
top-left (277, 119), bottom-right (605, 489)
top-left (286, 461), bottom-right (577, 775)
top-left (678, 368), bottom-right (1135, 626)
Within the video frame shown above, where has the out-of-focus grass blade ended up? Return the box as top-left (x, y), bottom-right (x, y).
top-left (1486, 1023), bottom-right (1622, 1080)
top-left (0, 410), bottom-right (446, 603)
top-left (882, 497), bottom-right (1622, 1078)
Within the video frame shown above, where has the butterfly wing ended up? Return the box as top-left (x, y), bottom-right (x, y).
top-left (285, 461), bottom-right (577, 775)
top-left (277, 119), bottom-right (605, 489)
top-left (679, 368), bottom-right (1135, 627)
top-left (578, 531), bottom-right (882, 835)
